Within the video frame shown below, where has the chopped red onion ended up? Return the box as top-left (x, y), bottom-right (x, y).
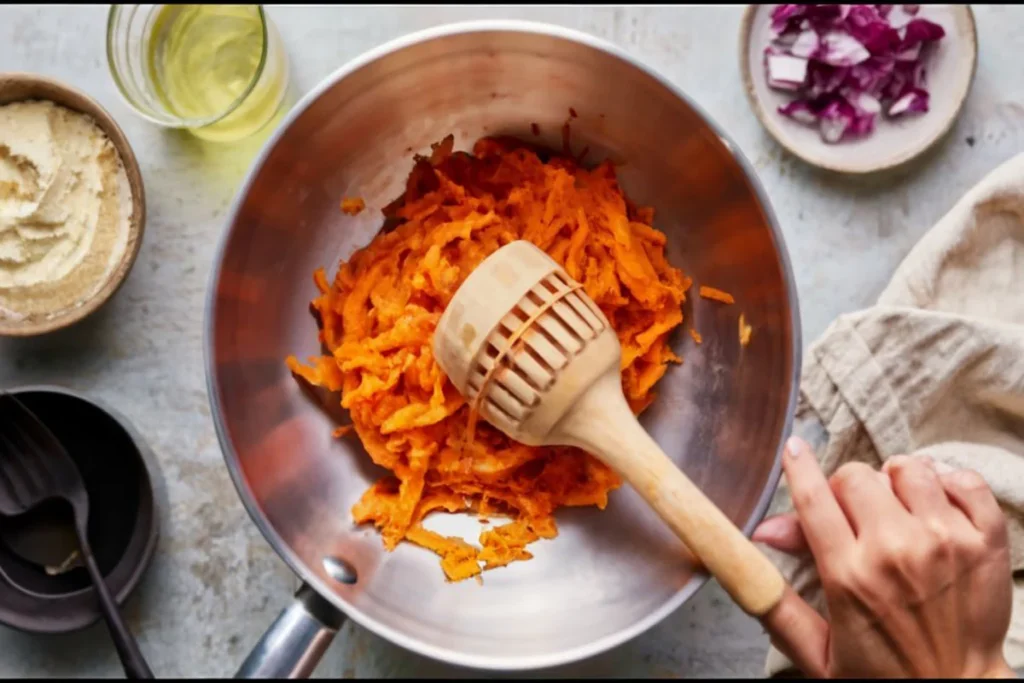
top-left (845, 6), bottom-right (902, 55)
top-left (790, 29), bottom-right (821, 58)
top-left (848, 56), bottom-right (894, 97)
top-left (771, 29), bottom-right (800, 50)
top-left (818, 98), bottom-right (858, 142)
top-left (900, 17), bottom-right (946, 49)
top-left (888, 88), bottom-right (930, 117)
top-left (886, 5), bottom-right (918, 29)
top-left (851, 90), bottom-right (883, 114)
top-left (779, 100), bottom-right (819, 125)
top-left (819, 30), bottom-right (871, 66)
top-left (766, 53), bottom-right (810, 90)
top-left (895, 43), bottom-right (922, 62)
top-left (766, 4), bottom-right (945, 143)
top-left (806, 62), bottom-right (850, 99)
top-left (771, 4), bottom-right (806, 32)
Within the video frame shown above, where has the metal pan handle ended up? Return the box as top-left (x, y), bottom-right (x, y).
top-left (235, 584), bottom-right (346, 678)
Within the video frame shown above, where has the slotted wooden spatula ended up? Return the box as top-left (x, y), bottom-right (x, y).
top-left (433, 240), bottom-right (786, 617)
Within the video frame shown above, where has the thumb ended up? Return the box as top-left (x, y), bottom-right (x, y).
top-left (752, 512), bottom-right (808, 554)
top-left (761, 584), bottom-right (831, 678)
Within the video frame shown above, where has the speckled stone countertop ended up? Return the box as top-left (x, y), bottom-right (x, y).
top-left (1, 4), bottom-right (1022, 678)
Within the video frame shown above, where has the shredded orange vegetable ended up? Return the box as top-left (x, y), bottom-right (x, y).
top-left (699, 285), bottom-right (735, 304)
top-left (739, 313), bottom-right (753, 347)
top-left (689, 328), bottom-right (703, 345)
top-left (340, 197), bottom-right (366, 216)
top-left (287, 135), bottom-right (690, 581)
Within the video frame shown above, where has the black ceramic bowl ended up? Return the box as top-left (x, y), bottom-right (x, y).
top-left (0, 386), bottom-right (160, 633)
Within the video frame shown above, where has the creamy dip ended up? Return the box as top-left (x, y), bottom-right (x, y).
top-left (0, 100), bottom-right (132, 321)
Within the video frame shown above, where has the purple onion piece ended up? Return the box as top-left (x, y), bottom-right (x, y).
top-left (895, 43), bottom-right (922, 62)
top-left (819, 30), bottom-right (871, 66)
top-left (778, 100), bottom-right (820, 125)
top-left (790, 29), bottom-right (821, 58)
top-left (763, 3), bottom-right (943, 143)
top-left (886, 5), bottom-right (918, 29)
top-left (767, 53), bottom-right (810, 91)
top-left (887, 88), bottom-right (930, 117)
top-left (847, 89), bottom-right (882, 114)
top-left (847, 109), bottom-right (877, 137)
top-left (806, 62), bottom-right (850, 99)
top-left (771, 4), bottom-right (807, 32)
top-left (820, 115), bottom-right (851, 143)
top-left (900, 17), bottom-right (946, 49)
top-left (845, 15), bottom-right (901, 54)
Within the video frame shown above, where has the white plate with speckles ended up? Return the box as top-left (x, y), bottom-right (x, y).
top-left (739, 4), bottom-right (978, 174)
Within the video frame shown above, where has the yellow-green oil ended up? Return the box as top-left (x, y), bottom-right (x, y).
top-left (146, 5), bottom-right (289, 142)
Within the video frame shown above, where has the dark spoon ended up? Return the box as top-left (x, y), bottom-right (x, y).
top-left (0, 393), bottom-right (153, 678)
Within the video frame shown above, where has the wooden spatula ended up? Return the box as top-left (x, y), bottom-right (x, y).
top-left (433, 240), bottom-right (786, 617)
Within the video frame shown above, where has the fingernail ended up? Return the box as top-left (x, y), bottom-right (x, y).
top-left (913, 454), bottom-right (937, 471)
top-left (884, 454), bottom-right (907, 470)
top-left (785, 436), bottom-right (803, 459)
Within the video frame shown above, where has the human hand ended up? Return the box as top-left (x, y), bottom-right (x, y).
top-left (754, 436), bottom-right (1014, 679)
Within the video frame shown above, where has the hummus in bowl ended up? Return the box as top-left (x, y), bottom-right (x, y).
top-left (0, 73), bottom-right (145, 337)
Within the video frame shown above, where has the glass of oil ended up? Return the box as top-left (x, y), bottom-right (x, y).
top-left (107, 5), bottom-right (291, 143)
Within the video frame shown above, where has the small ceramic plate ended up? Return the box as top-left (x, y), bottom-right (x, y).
top-left (739, 4), bottom-right (978, 174)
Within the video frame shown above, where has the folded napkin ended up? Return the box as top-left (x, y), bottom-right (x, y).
top-left (765, 152), bottom-right (1024, 677)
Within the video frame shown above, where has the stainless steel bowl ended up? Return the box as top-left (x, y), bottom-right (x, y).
top-left (206, 20), bottom-right (800, 676)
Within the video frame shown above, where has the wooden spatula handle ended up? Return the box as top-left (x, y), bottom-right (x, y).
top-left (554, 370), bottom-right (786, 617)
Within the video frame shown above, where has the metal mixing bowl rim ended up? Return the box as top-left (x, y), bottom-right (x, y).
top-left (204, 18), bottom-right (802, 672)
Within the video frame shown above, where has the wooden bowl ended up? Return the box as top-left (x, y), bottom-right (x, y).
top-left (0, 73), bottom-right (145, 337)
top-left (739, 4), bottom-right (978, 174)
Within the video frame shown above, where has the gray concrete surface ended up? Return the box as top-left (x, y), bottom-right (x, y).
top-left (1, 4), bottom-right (1022, 678)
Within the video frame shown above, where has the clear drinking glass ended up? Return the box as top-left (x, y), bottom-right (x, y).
top-left (106, 4), bottom-right (291, 143)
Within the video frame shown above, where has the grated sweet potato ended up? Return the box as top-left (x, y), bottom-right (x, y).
top-left (698, 285), bottom-right (735, 304)
top-left (287, 135), bottom-right (690, 581)
top-left (739, 312), bottom-right (753, 347)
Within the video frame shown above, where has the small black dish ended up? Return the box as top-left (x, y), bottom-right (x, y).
top-left (0, 386), bottom-right (160, 633)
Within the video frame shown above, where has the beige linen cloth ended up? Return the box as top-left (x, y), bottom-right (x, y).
top-left (764, 152), bottom-right (1024, 677)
